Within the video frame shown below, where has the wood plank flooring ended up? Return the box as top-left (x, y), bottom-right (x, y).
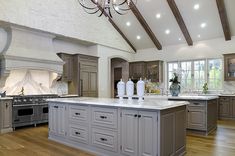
top-left (0, 120), bottom-right (235, 156)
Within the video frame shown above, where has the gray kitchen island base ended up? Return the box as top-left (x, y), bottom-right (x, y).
top-left (48, 98), bottom-right (188, 156)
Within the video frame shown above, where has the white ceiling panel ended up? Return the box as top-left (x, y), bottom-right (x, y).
top-left (112, 11), bottom-right (155, 50)
top-left (136, 0), bottom-right (186, 46)
top-left (175, 0), bottom-right (223, 42)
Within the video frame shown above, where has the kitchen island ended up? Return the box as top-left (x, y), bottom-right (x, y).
top-left (146, 95), bottom-right (218, 135)
top-left (47, 97), bottom-right (189, 156)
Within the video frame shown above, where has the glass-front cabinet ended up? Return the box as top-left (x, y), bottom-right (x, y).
top-left (224, 53), bottom-right (235, 81)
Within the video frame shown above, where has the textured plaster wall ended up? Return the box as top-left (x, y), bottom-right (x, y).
top-left (0, 0), bottom-right (133, 52)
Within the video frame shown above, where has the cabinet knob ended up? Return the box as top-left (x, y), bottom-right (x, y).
top-left (138, 115), bottom-right (141, 118)
top-left (75, 112), bottom-right (80, 116)
top-left (134, 114), bottom-right (138, 117)
top-left (75, 132), bottom-right (80, 135)
top-left (5, 103), bottom-right (9, 108)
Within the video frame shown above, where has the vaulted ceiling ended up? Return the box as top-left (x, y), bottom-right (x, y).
top-left (107, 0), bottom-right (235, 51)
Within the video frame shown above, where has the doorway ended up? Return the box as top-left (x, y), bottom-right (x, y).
top-left (111, 58), bottom-right (129, 98)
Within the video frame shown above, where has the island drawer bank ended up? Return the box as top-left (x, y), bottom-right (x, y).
top-left (47, 98), bottom-right (188, 156)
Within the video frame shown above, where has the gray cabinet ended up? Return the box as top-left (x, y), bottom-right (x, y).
top-left (129, 61), bottom-right (163, 82)
top-left (121, 109), bottom-right (158, 156)
top-left (160, 106), bottom-right (186, 156)
top-left (0, 99), bottom-right (13, 134)
top-left (187, 101), bottom-right (206, 130)
top-left (76, 54), bottom-right (98, 97)
top-left (219, 96), bottom-right (235, 119)
top-left (223, 53), bottom-right (235, 81)
top-left (129, 62), bottom-right (146, 80)
top-left (57, 53), bottom-right (74, 82)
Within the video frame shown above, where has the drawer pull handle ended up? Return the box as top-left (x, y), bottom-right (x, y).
top-left (138, 115), bottom-right (141, 118)
top-left (54, 106), bottom-right (58, 108)
top-left (100, 116), bottom-right (107, 119)
top-left (75, 132), bottom-right (80, 135)
top-left (75, 113), bottom-right (80, 116)
top-left (193, 103), bottom-right (200, 105)
top-left (100, 138), bottom-right (107, 141)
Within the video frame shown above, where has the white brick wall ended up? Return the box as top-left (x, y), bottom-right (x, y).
top-left (0, 0), bottom-right (133, 52)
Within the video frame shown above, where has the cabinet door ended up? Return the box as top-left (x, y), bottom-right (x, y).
top-left (81, 70), bottom-right (90, 96)
top-left (231, 98), bottom-right (235, 117)
top-left (121, 109), bottom-right (138, 156)
top-left (49, 104), bottom-right (58, 135)
top-left (138, 111), bottom-right (158, 156)
top-left (49, 104), bottom-right (66, 136)
top-left (2, 101), bottom-right (12, 129)
top-left (219, 101), bottom-right (230, 117)
top-left (57, 105), bottom-right (66, 136)
top-left (187, 109), bottom-right (206, 130)
top-left (89, 72), bottom-right (98, 97)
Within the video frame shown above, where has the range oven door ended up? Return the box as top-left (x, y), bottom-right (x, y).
top-left (37, 104), bottom-right (49, 121)
top-left (13, 105), bottom-right (37, 125)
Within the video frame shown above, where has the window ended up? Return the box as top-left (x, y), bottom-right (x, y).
top-left (194, 60), bottom-right (206, 89)
top-left (167, 62), bottom-right (178, 87)
top-left (167, 58), bottom-right (222, 91)
top-left (180, 61), bottom-right (192, 90)
top-left (208, 59), bottom-right (222, 89)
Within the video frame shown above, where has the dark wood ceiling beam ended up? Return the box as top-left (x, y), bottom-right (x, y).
top-left (95, 4), bottom-right (136, 52)
top-left (216, 0), bottom-right (231, 41)
top-left (129, 2), bottom-right (162, 50)
top-left (167, 0), bottom-right (193, 46)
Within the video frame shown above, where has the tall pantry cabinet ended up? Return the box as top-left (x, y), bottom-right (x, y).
top-left (58, 53), bottom-right (98, 97)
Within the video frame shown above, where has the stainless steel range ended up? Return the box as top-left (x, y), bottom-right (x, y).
top-left (11, 94), bottom-right (58, 129)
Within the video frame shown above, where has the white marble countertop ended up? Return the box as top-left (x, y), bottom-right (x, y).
top-left (0, 97), bottom-right (13, 100)
top-left (145, 95), bottom-right (218, 100)
top-left (47, 97), bottom-right (188, 111)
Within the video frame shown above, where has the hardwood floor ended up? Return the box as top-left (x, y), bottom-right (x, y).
top-left (0, 120), bottom-right (235, 156)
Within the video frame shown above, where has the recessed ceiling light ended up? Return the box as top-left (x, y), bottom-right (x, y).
top-left (197, 34), bottom-right (201, 38)
top-left (200, 23), bottom-right (207, 28)
top-left (126, 21), bottom-right (131, 26)
top-left (194, 4), bottom-right (200, 10)
top-left (178, 38), bottom-right (182, 41)
top-left (156, 13), bottom-right (161, 19)
top-left (165, 29), bottom-right (170, 34)
top-left (137, 35), bottom-right (141, 40)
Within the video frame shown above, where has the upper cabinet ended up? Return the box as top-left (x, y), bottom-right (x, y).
top-left (224, 53), bottom-right (235, 81)
top-left (129, 60), bottom-right (163, 82)
top-left (146, 61), bottom-right (163, 83)
top-left (129, 61), bottom-right (146, 80)
top-left (57, 53), bottom-right (74, 82)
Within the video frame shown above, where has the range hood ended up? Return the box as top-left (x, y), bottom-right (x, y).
top-left (0, 25), bottom-right (64, 88)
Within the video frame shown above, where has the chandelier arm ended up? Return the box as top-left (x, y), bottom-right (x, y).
top-left (112, 4), bottom-right (128, 15)
top-left (114, 0), bottom-right (128, 6)
top-left (78, 0), bottom-right (98, 10)
top-left (83, 6), bottom-right (100, 14)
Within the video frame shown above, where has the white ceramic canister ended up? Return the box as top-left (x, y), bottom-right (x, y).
top-left (126, 78), bottom-right (134, 100)
top-left (117, 79), bottom-right (125, 100)
top-left (137, 78), bottom-right (145, 101)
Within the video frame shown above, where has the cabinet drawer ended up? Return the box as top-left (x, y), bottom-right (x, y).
top-left (69, 105), bottom-right (88, 123)
top-left (91, 128), bottom-right (118, 152)
top-left (91, 107), bottom-right (118, 129)
top-left (219, 97), bottom-right (230, 102)
top-left (187, 110), bottom-right (206, 130)
top-left (68, 124), bottom-right (88, 144)
top-left (188, 101), bottom-right (206, 110)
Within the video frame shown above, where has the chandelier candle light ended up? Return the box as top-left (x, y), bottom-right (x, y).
top-left (126, 78), bottom-right (134, 100)
top-left (78, 0), bottom-right (137, 17)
